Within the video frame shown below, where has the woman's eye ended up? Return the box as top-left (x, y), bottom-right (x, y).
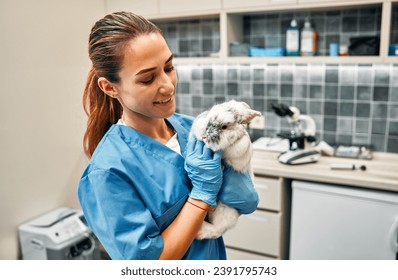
top-left (165, 65), bottom-right (175, 72)
top-left (141, 76), bottom-right (154, 84)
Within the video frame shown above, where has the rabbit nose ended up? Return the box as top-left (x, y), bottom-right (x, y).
top-left (205, 125), bottom-right (220, 143)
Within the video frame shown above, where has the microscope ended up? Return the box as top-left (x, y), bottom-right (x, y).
top-left (271, 103), bottom-right (320, 165)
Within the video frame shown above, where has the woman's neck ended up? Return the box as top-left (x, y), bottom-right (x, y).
top-left (121, 113), bottom-right (175, 144)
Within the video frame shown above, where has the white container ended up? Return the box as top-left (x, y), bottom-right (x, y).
top-left (286, 19), bottom-right (300, 56)
top-left (300, 18), bottom-right (317, 56)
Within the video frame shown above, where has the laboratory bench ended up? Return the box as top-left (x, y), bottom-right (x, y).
top-left (252, 150), bottom-right (398, 193)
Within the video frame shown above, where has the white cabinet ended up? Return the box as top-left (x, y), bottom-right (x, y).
top-left (158, 0), bottom-right (222, 15)
top-left (223, 176), bottom-right (290, 259)
top-left (106, 0), bottom-right (398, 64)
top-left (226, 247), bottom-right (274, 259)
top-left (298, 0), bottom-right (374, 4)
top-left (224, 210), bottom-right (282, 257)
top-left (255, 176), bottom-right (282, 211)
top-left (106, 0), bottom-right (222, 18)
top-left (290, 180), bottom-right (398, 259)
top-left (105, 0), bottom-right (158, 17)
top-left (223, 0), bottom-right (296, 9)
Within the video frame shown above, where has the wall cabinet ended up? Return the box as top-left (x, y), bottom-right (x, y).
top-left (105, 0), bottom-right (159, 18)
top-left (297, 0), bottom-right (376, 4)
top-left (158, 0), bottom-right (222, 15)
top-left (106, 0), bottom-right (222, 18)
top-left (106, 0), bottom-right (398, 64)
top-left (223, 176), bottom-right (290, 259)
top-left (223, 0), bottom-right (296, 10)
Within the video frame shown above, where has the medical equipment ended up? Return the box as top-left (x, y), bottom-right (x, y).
top-left (18, 207), bottom-right (101, 260)
top-left (271, 103), bottom-right (319, 165)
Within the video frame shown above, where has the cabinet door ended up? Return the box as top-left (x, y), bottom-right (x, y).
top-left (223, 0), bottom-right (296, 9)
top-left (290, 180), bottom-right (398, 259)
top-left (158, 0), bottom-right (222, 15)
top-left (105, 0), bottom-right (158, 17)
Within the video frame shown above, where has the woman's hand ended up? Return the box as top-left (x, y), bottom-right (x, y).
top-left (218, 165), bottom-right (259, 214)
top-left (184, 136), bottom-right (223, 207)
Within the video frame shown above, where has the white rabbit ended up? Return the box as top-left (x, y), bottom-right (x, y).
top-left (190, 100), bottom-right (261, 239)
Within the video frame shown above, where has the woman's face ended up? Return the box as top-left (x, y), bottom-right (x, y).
top-left (114, 32), bottom-right (177, 121)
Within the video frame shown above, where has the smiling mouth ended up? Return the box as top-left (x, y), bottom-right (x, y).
top-left (154, 97), bottom-right (172, 104)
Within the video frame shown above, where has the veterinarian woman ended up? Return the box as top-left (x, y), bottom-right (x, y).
top-left (78, 11), bottom-right (258, 260)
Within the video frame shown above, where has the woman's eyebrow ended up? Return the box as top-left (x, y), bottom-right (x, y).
top-left (135, 54), bottom-right (174, 76)
top-left (165, 54), bottom-right (174, 64)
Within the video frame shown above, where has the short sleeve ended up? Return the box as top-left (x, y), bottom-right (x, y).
top-left (78, 169), bottom-right (164, 260)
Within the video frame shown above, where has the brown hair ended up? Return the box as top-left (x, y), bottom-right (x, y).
top-left (83, 12), bottom-right (161, 157)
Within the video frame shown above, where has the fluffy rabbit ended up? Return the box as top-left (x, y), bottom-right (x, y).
top-left (190, 100), bottom-right (261, 239)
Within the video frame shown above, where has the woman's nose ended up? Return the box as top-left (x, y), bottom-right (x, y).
top-left (158, 72), bottom-right (175, 94)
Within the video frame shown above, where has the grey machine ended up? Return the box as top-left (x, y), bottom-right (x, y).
top-left (18, 207), bottom-right (101, 260)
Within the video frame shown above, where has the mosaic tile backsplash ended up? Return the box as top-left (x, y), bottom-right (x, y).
top-left (175, 64), bottom-right (398, 153)
top-left (154, 17), bottom-right (220, 57)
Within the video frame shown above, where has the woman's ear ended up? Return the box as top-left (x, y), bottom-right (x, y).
top-left (98, 77), bottom-right (118, 98)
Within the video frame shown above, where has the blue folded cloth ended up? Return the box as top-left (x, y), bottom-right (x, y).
top-left (249, 47), bottom-right (286, 57)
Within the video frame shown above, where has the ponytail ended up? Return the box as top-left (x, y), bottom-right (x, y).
top-left (83, 67), bottom-right (122, 158)
top-left (83, 11), bottom-right (161, 157)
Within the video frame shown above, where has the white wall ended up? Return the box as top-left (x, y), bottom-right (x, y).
top-left (0, 0), bottom-right (105, 259)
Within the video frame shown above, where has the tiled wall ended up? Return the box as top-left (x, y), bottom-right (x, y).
top-left (175, 64), bottom-right (398, 153)
top-left (155, 17), bottom-right (220, 57)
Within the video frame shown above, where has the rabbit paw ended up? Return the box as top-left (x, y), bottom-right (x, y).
top-left (196, 221), bottom-right (223, 240)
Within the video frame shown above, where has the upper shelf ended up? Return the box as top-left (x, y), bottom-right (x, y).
top-left (173, 55), bottom-right (394, 64)
top-left (106, 0), bottom-right (398, 64)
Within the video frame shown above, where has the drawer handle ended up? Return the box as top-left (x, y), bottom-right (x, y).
top-left (255, 183), bottom-right (269, 190)
top-left (247, 215), bottom-right (268, 223)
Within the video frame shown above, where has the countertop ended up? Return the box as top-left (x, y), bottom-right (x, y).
top-left (252, 149), bottom-right (398, 193)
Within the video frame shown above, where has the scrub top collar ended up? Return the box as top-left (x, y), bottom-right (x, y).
top-left (166, 114), bottom-right (190, 157)
top-left (113, 114), bottom-right (190, 159)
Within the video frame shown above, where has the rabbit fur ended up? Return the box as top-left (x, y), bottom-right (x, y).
top-left (190, 100), bottom-right (261, 239)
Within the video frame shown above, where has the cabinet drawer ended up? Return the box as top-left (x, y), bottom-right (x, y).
top-left (254, 176), bottom-right (281, 211)
top-left (226, 247), bottom-right (275, 260)
top-left (223, 210), bottom-right (281, 257)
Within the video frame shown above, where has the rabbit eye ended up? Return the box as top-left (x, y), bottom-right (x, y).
top-left (221, 125), bottom-right (228, 130)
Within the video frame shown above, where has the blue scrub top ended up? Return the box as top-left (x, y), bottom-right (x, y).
top-left (78, 113), bottom-right (227, 260)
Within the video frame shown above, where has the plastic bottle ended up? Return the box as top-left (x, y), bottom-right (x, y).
top-left (339, 45), bottom-right (349, 56)
top-left (286, 19), bottom-right (300, 56)
top-left (300, 18), bottom-right (317, 56)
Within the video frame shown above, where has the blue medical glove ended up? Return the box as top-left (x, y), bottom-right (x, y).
top-left (218, 165), bottom-right (259, 214)
top-left (184, 136), bottom-right (223, 206)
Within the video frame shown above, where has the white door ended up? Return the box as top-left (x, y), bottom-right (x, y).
top-left (289, 180), bottom-right (398, 260)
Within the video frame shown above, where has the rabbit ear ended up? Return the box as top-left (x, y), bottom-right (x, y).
top-left (241, 109), bottom-right (262, 124)
top-left (225, 100), bottom-right (262, 124)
